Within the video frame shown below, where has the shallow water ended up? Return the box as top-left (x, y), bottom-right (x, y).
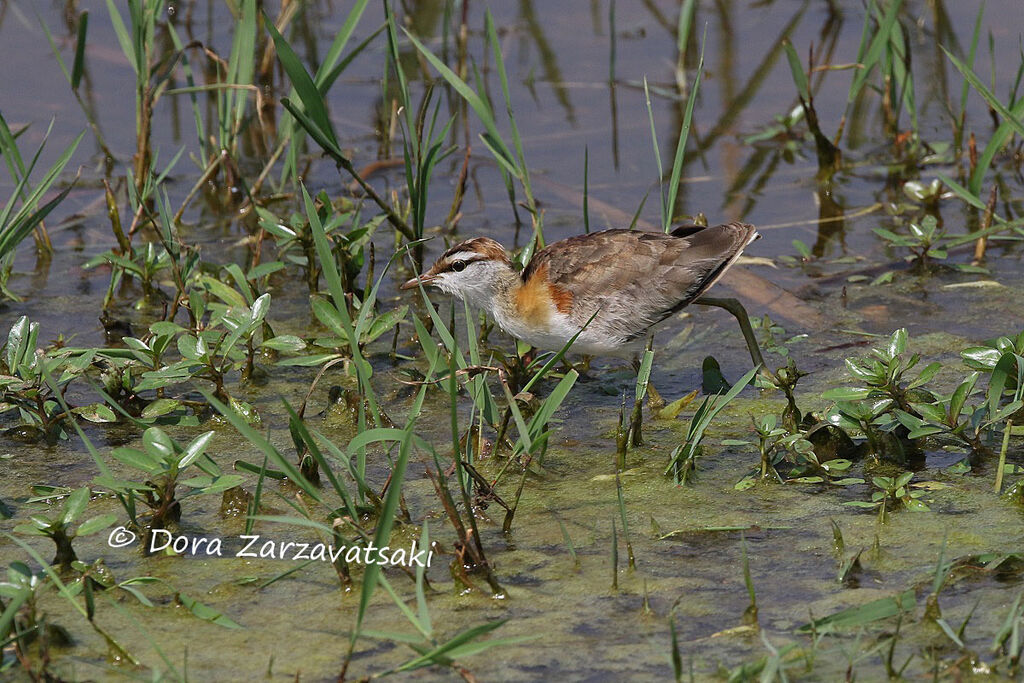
top-left (1, 1), bottom-right (1023, 680)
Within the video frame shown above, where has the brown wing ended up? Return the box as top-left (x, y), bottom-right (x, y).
top-left (524, 223), bottom-right (757, 341)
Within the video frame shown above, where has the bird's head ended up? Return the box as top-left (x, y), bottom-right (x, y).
top-left (400, 237), bottom-right (514, 308)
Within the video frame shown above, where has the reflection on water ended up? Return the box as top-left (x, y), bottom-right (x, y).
top-left (3, 0), bottom-right (1020, 283)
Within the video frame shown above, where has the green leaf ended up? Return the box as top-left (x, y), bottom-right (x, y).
top-left (663, 29), bottom-right (705, 233)
top-left (987, 352), bottom-right (1016, 418)
top-left (233, 459), bottom-right (287, 479)
top-left (945, 459), bottom-right (972, 475)
top-left (949, 372), bottom-right (980, 424)
top-left (798, 589), bottom-right (915, 632)
top-left (141, 398), bottom-right (181, 419)
top-left (179, 431), bottom-right (215, 470)
top-left (402, 28), bottom-right (517, 178)
top-left (73, 403), bottom-right (117, 423)
top-left (202, 390), bottom-right (320, 501)
top-left (822, 387), bottom-right (872, 401)
top-left (311, 296), bottom-right (350, 340)
top-left (844, 358), bottom-right (882, 383)
top-left (913, 401), bottom-right (947, 424)
top-left (61, 487), bottom-right (91, 526)
top-left (908, 362), bottom-right (942, 389)
top-left (275, 353), bottom-right (344, 367)
top-left (907, 424), bottom-right (945, 439)
top-left (249, 293), bottom-right (271, 325)
top-left (13, 522), bottom-right (48, 536)
top-left (175, 592), bottom-right (242, 629)
top-left (887, 328), bottom-right (908, 358)
top-left (942, 45), bottom-right (1024, 194)
top-left (110, 446), bottom-right (159, 473)
top-left (76, 514), bottom-right (117, 537)
top-left (177, 334), bottom-right (207, 361)
top-left (143, 426), bottom-right (176, 460)
top-left (265, 16), bottom-right (340, 154)
top-left (990, 400), bottom-right (1023, 424)
top-left (635, 349), bottom-right (654, 402)
top-left (846, 0), bottom-right (903, 107)
top-left (198, 274), bottom-right (248, 308)
top-left (71, 12), bottom-right (89, 90)
top-left (782, 40), bottom-right (810, 103)
top-left (179, 474), bottom-right (245, 495)
top-left (360, 305), bottom-right (407, 345)
top-left (395, 620), bottom-right (509, 673)
top-left (260, 335), bottom-right (306, 352)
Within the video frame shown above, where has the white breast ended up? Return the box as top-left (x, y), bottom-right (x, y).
top-left (490, 305), bottom-right (643, 358)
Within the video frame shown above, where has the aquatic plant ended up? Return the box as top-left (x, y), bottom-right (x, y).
top-left (872, 215), bottom-right (951, 272)
top-left (844, 471), bottom-right (928, 523)
top-left (0, 316), bottom-right (116, 442)
top-left (823, 328), bottom-right (1021, 458)
top-left (2, 1), bottom-right (1024, 679)
top-left (12, 487), bottom-right (115, 570)
top-left (666, 364), bottom-right (760, 484)
top-left (0, 116), bottom-right (82, 298)
top-left (96, 426), bottom-right (241, 543)
top-left (255, 193), bottom-right (382, 297)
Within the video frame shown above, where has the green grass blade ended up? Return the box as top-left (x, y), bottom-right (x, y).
top-left (200, 390), bottom-right (321, 503)
top-left (847, 0), bottom-right (903, 107)
top-left (651, 19), bottom-right (706, 232)
top-left (529, 370), bottom-right (579, 432)
top-left (636, 349), bottom-right (654, 402)
top-left (520, 310), bottom-right (598, 395)
top-left (485, 10), bottom-right (532, 200)
top-left (960, 3), bottom-right (986, 120)
top-left (283, 402), bottom-right (357, 518)
top-left (316, 0), bottom-right (370, 89)
top-left (351, 359), bottom-right (436, 648)
top-left (104, 0), bottom-right (135, 73)
top-left (403, 28), bottom-right (518, 178)
top-left (798, 589), bottom-right (915, 632)
top-left (223, 0), bottom-right (256, 145)
top-left (782, 40), bottom-right (810, 103)
top-left (394, 620), bottom-right (509, 672)
top-left (71, 11), bottom-right (89, 90)
top-left (943, 45), bottom-right (1024, 193)
top-left (266, 14), bottom-right (340, 153)
top-left (677, 0), bottom-right (696, 58)
top-left (0, 112), bottom-right (27, 185)
top-left (643, 77), bottom-right (666, 229)
top-left (280, 98), bottom-right (346, 161)
top-left (0, 182), bottom-right (75, 257)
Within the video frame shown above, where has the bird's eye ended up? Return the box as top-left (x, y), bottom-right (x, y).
top-left (451, 260), bottom-right (466, 273)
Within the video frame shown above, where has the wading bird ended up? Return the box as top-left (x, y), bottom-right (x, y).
top-left (401, 223), bottom-right (764, 442)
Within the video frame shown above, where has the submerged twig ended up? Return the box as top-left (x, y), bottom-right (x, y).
top-left (972, 185), bottom-right (998, 266)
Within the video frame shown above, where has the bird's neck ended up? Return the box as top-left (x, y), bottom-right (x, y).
top-left (458, 262), bottom-right (523, 319)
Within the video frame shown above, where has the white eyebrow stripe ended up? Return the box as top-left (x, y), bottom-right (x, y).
top-left (444, 251), bottom-right (486, 262)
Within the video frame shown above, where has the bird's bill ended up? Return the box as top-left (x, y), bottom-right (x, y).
top-left (400, 273), bottom-right (434, 290)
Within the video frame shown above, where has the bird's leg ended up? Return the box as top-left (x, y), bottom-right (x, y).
top-left (693, 296), bottom-right (768, 375)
